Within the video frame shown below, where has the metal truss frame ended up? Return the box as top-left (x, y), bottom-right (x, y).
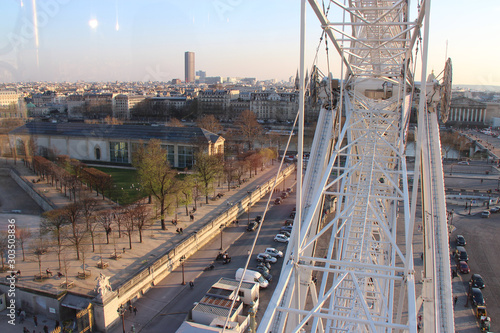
top-left (258, 1), bottom-right (434, 332)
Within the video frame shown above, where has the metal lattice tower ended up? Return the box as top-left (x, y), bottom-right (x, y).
top-left (258, 1), bottom-right (454, 332)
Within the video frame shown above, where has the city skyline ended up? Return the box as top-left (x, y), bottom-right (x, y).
top-left (0, 0), bottom-right (499, 87)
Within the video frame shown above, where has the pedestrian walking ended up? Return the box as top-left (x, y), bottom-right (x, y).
top-left (43, 325), bottom-right (49, 333)
top-left (189, 281), bottom-right (194, 289)
top-left (55, 320), bottom-right (60, 329)
top-left (19, 310), bottom-right (26, 323)
top-left (454, 296), bottom-right (458, 305)
top-left (129, 304), bottom-right (133, 313)
top-left (133, 306), bottom-right (137, 316)
top-left (190, 214), bottom-right (194, 221)
top-left (131, 324), bottom-right (136, 333)
top-left (34, 315), bottom-right (38, 327)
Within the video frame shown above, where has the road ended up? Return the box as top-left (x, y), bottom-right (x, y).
top-left (450, 203), bottom-right (500, 332)
top-left (139, 188), bottom-right (296, 333)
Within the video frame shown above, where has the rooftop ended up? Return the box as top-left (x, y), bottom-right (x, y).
top-left (10, 122), bottom-right (223, 144)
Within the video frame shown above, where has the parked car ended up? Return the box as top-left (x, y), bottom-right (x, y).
top-left (281, 225), bottom-right (293, 233)
top-left (256, 264), bottom-right (270, 275)
top-left (255, 215), bottom-right (262, 223)
top-left (247, 221), bottom-right (258, 231)
top-left (256, 253), bottom-right (277, 263)
top-left (274, 197), bottom-right (282, 205)
top-left (481, 210), bottom-right (490, 218)
top-left (455, 246), bottom-right (468, 262)
top-left (457, 261), bottom-right (470, 274)
top-left (290, 211), bottom-right (296, 218)
top-left (257, 261), bottom-right (271, 270)
top-left (471, 287), bottom-right (485, 306)
top-left (286, 187), bottom-right (293, 193)
top-left (284, 219), bottom-right (294, 226)
top-left (274, 234), bottom-right (290, 243)
top-left (265, 247), bottom-right (283, 258)
top-left (455, 235), bottom-right (466, 246)
top-left (258, 269), bottom-right (273, 281)
top-left (490, 206), bottom-right (500, 213)
top-left (281, 192), bottom-right (289, 199)
top-left (470, 274), bottom-right (485, 289)
top-left (280, 231), bottom-right (291, 238)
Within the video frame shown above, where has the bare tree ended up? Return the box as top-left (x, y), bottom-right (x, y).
top-left (197, 114), bottom-right (222, 134)
top-left (15, 227), bottom-right (32, 262)
top-left (245, 153), bottom-right (263, 177)
top-left (113, 206), bottom-right (124, 238)
top-left (81, 196), bottom-right (99, 231)
top-left (88, 214), bottom-right (100, 253)
top-left (41, 209), bottom-right (68, 269)
top-left (78, 238), bottom-right (91, 277)
top-left (235, 160), bottom-right (249, 184)
top-left (194, 151), bottom-right (224, 204)
top-left (223, 159), bottom-right (237, 191)
top-left (61, 250), bottom-right (71, 289)
top-left (97, 210), bottom-right (113, 244)
top-left (168, 118), bottom-right (183, 127)
top-left (122, 205), bottom-right (135, 249)
top-left (235, 110), bottom-right (262, 150)
top-left (67, 220), bottom-right (88, 261)
top-left (131, 203), bottom-right (152, 243)
top-left (32, 234), bottom-right (49, 280)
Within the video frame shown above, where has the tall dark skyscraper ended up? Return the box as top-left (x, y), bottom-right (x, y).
top-left (185, 52), bottom-right (195, 83)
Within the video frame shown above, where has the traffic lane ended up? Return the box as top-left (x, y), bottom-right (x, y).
top-left (452, 209), bottom-right (500, 331)
top-left (147, 191), bottom-right (295, 333)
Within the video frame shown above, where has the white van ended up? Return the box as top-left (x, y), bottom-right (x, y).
top-left (235, 268), bottom-right (269, 289)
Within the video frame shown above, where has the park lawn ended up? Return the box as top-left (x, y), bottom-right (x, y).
top-left (94, 167), bottom-right (145, 205)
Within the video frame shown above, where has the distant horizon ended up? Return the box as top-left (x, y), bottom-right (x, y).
top-left (1, 1), bottom-right (499, 85)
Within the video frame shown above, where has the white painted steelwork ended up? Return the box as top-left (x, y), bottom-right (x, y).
top-left (258, 0), bottom-right (453, 332)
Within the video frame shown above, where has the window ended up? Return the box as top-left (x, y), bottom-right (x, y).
top-left (166, 145), bottom-right (175, 166)
top-left (110, 141), bottom-right (128, 163)
top-left (178, 145), bottom-right (193, 168)
top-left (95, 146), bottom-right (101, 160)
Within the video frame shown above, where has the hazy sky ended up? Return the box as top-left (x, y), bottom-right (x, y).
top-left (0, 0), bottom-right (499, 87)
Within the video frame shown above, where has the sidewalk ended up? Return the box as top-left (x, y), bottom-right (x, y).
top-left (0, 158), bottom-right (291, 332)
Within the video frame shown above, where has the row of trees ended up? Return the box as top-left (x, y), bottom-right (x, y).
top-left (23, 197), bottom-right (154, 277)
top-left (32, 155), bottom-right (113, 202)
top-left (133, 139), bottom-right (278, 230)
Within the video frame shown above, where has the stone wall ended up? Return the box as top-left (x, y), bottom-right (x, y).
top-left (8, 168), bottom-right (56, 211)
top-left (97, 164), bottom-right (295, 332)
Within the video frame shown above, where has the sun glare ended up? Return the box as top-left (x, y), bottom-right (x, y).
top-left (89, 18), bottom-right (99, 30)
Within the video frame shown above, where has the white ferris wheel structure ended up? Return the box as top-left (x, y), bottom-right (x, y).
top-left (257, 0), bottom-right (454, 332)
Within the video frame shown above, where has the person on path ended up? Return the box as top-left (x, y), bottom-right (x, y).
top-left (189, 281), bottom-right (194, 289)
top-left (133, 306), bottom-right (137, 316)
top-left (34, 315), bottom-right (38, 327)
top-left (43, 325), bottom-right (49, 333)
top-left (19, 310), bottom-right (26, 323)
top-left (454, 296), bottom-right (458, 305)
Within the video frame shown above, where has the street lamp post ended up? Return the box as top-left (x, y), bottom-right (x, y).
top-left (180, 255), bottom-right (186, 285)
top-left (117, 304), bottom-right (126, 333)
top-left (219, 224), bottom-right (225, 250)
top-left (247, 202), bottom-right (251, 225)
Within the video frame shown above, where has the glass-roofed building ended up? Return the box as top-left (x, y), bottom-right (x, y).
top-left (9, 122), bottom-right (224, 168)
